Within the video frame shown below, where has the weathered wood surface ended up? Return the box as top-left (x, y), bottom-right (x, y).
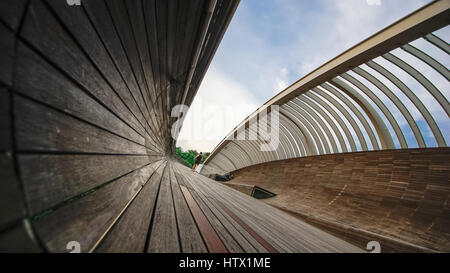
top-left (0, 0), bottom-right (367, 253)
top-left (174, 162), bottom-right (364, 253)
top-left (33, 160), bottom-right (163, 253)
top-left (19, 154), bottom-right (158, 215)
top-left (229, 148), bottom-right (450, 252)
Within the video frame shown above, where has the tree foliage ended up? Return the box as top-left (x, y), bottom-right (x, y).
top-left (175, 147), bottom-right (210, 167)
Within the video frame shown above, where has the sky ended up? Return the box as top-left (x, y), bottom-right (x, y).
top-left (176, 0), bottom-right (447, 153)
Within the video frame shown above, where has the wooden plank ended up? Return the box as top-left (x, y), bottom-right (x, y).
top-left (181, 167), bottom-right (314, 252)
top-left (194, 174), bottom-right (306, 252)
top-left (18, 154), bottom-right (157, 215)
top-left (82, 0), bottom-right (162, 148)
top-left (175, 165), bottom-right (263, 253)
top-left (169, 165), bottom-right (207, 253)
top-left (147, 164), bottom-right (180, 253)
top-left (45, 0), bottom-right (161, 151)
top-left (0, 154), bottom-right (26, 229)
top-left (15, 41), bottom-right (148, 148)
top-left (0, 0), bottom-right (27, 31)
top-left (174, 167), bottom-right (246, 253)
top-left (14, 95), bottom-right (147, 155)
top-left (228, 148), bottom-right (450, 252)
top-left (124, 0), bottom-right (165, 138)
top-left (142, 0), bottom-right (164, 127)
top-left (154, 0), bottom-right (169, 133)
top-left (0, 88), bottom-right (11, 150)
top-left (105, 0), bottom-right (162, 141)
top-left (0, 220), bottom-right (41, 253)
top-left (124, 0), bottom-right (157, 105)
top-left (94, 161), bottom-right (167, 253)
top-left (0, 23), bottom-right (14, 86)
top-left (208, 177), bottom-right (364, 253)
top-left (19, 0), bottom-right (147, 141)
top-left (179, 184), bottom-right (228, 253)
top-left (33, 161), bottom-right (161, 253)
top-left (214, 199), bottom-right (278, 253)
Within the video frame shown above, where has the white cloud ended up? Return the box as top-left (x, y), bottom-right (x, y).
top-left (176, 67), bottom-right (258, 152)
top-left (275, 67), bottom-right (289, 92)
top-left (178, 0), bottom-right (439, 152)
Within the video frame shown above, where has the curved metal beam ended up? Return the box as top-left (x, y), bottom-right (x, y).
top-left (321, 82), bottom-right (379, 150)
top-left (314, 86), bottom-right (368, 151)
top-left (353, 66), bottom-right (423, 147)
top-left (366, 59), bottom-right (446, 147)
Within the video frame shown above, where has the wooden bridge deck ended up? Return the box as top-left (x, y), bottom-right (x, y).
top-left (0, 0), bottom-right (365, 253)
top-left (30, 159), bottom-right (363, 253)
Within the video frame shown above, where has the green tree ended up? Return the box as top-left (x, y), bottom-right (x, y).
top-left (175, 147), bottom-right (208, 167)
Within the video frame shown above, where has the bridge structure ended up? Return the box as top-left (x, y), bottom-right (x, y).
top-left (0, 0), bottom-right (448, 253)
top-left (202, 0), bottom-right (450, 252)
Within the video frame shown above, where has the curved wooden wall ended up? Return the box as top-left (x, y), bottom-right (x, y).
top-left (0, 0), bottom-right (239, 252)
top-left (228, 148), bottom-right (450, 252)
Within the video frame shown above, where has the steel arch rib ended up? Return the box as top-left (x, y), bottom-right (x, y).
top-left (290, 99), bottom-right (339, 153)
top-left (216, 151), bottom-right (238, 171)
top-left (402, 43), bottom-right (450, 81)
top-left (383, 52), bottom-right (450, 117)
top-left (424, 33), bottom-right (450, 55)
top-left (353, 66), bottom-right (422, 148)
top-left (230, 141), bottom-right (254, 166)
top-left (283, 103), bottom-right (329, 154)
top-left (366, 59), bottom-right (446, 147)
top-left (203, 2), bottom-right (450, 169)
top-left (336, 74), bottom-right (399, 149)
top-left (279, 109), bottom-right (314, 156)
top-left (280, 111), bottom-right (316, 156)
top-left (247, 124), bottom-right (280, 161)
top-left (224, 143), bottom-right (248, 169)
top-left (281, 105), bottom-right (325, 155)
top-left (284, 102), bottom-right (331, 154)
top-left (296, 96), bottom-right (347, 153)
top-left (278, 115), bottom-right (302, 157)
top-left (306, 91), bottom-right (357, 152)
top-left (320, 82), bottom-right (379, 150)
top-left (313, 86), bottom-right (368, 151)
top-left (225, 142), bottom-right (248, 169)
top-left (247, 120), bottom-right (284, 161)
top-left (240, 139), bottom-right (265, 164)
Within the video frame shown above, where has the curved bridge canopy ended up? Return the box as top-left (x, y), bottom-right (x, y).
top-left (204, 0), bottom-right (450, 175)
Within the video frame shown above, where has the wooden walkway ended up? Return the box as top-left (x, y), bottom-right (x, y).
top-left (0, 0), bottom-right (363, 253)
top-left (30, 159), bottom-right (363, 253)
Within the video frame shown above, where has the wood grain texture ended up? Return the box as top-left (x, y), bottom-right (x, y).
top-left (0, 154), bottom-right (26, 229)
top-left (19, 154), bottom-right (157, 215)
top-left (180, 184), bottom-right (227, 253)
top-left (229, 148), bottom-right (450, 252)
top-left (0, 0), bottom-right (27, 31)
top-left (94, 161), bottom-right (167, 253)
top-left (19, 0), bottom-right (146, 140)
top-left (169, 165), bottom-right (208, 253)
top-left (0, 23), bottom-right (15, 86)
top-left (33, 161), bottom-right (161, 253)
top-left (0, 88), bottom-right (11, 151)
top-left (0, 220), bottom-right (41, 253)
top-left (176, 162), bottom-right (363, 253)
top-left (14, 95), bottom-right (148, 155)
top-left (3, 0), bottom-right (366, 254)
top-left (147, 164), bottom-right (180, 253)
top-left (15, 42), bottom-right (147, 148)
